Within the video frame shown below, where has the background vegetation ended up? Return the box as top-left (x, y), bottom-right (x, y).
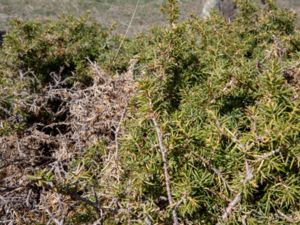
top-left (0, 1), bottom-right (300, 224)
top-left (0, 0), bottom-right (300, 34)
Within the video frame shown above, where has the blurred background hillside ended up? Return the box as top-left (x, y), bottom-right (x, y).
top-left (0, 0), bottom-right (299, 35)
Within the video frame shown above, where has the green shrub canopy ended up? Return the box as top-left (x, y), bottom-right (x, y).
top-left (0, 1), bottom-right (299, 224)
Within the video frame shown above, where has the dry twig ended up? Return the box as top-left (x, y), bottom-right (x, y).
top-left (0, 59), bottom-right (136, 223)
top-left (148, 98), bottom-right (179, 225)
top-left (218, 161), bottom-right (253, 223)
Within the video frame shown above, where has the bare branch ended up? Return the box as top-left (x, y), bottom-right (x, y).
top-left (151, 116), bottom-right (179, 225)
top-left (255, 148), bottom-right (281, 161)
top-left (148, 95), bottom-right (179, 225)
top-left (221, 193), bottom-right (241, 221)
top-left (277, 210), bottom-right (300, 223)
top-left (218, 161), bottom-right (253, 223)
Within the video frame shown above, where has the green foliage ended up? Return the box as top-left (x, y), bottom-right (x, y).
top-left (161, 0), bottom-right (180, 26)
top-left (0, 15), bottom-right (134, 135)
top-left (0, 1), bottom-right (300, 224)
top-left (113, 3), bottom-right (300, 224)
top-left (2, 15), bottom-right (117, 86)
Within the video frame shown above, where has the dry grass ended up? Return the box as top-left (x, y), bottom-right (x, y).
top-left (1, 0), bottom-right (298, 35)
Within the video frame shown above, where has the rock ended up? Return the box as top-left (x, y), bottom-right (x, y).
top-left (202, 0), bottom-right (236, 20)
top-left (220, 0), bottom-right (236, 20)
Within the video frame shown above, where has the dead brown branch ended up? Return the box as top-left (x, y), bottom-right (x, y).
top-left (0, 59), bottom-right (136, 223)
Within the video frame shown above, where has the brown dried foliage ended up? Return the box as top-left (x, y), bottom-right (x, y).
top-left (0, 60), bottom-right (136, 224)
